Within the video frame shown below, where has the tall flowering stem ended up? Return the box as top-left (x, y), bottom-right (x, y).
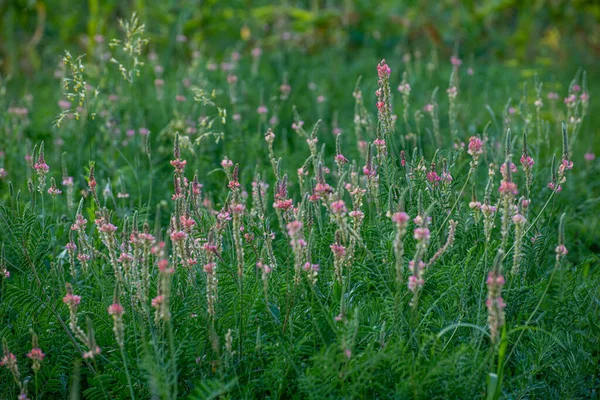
top-left (25, 331), bottom-right (44, 400)
top-left (253, 175), bottom-right (278, 270)
top-left (71, 203), bottom-right (92, 273)
top-left (230, 165), bottom-right (249, 358)
top-left (152, 242), bottom-right (173, 322)
top-left (534, 78), bottom-right (544, 145)
top-left (27, 331), bottom-right (45, 373)
top-left (345, 169), bottom-right (366, 263)
top-left (427, 88), bottom-right (441, 147)
top-left (398, 71), bottom-right (412, 139)
top-left (65, 231), bottom-right (78, 277)
top-left (426, 220), bottom-right (458, 268)
top-left (329, 198), bottom-right (351, 284)
top-left (376, 59), bottom-right (394, 141)
top-left (273, 174), bottom-right (293, 221)
top-left (287, 220), bottom-right (307, 285)
top-left (511, 212), bottom-right (527, 275)
top-left (256, 260), bottom-right (272, 304)
top-left (107, 290), bottom-right (136, 400)
top-left (33, 142), bottom-right (49, 194)
top-left (390, 211), bottom-right (409, 285)
top-left (565, 75), bottom-right (589, 143)
top-left (227, 163), bottom-right (246, 281)
top-left (130, 226), bottom-right (155, 309)
top-left (482, 165), bottom-right (497, 243)
top-left (265, 129), bottom-right (278, 178)
top-left (439, 159), bottom-right (453, 212)
top-left (499, 130), bottom-right (518, 249)
top-left (63, 283), bottom-right (85, 342)
top-left (334, 134), bottom-right (349, 173)
top-left (108, 296), bottom-right (125, 348)
top-left (203, 233), bottom-right (220, 319)
top-left (447, 66), bottom-right (459, 141)
top-left (61, 154), bottom-right (75, 212)
top-left (352, 77), bottom-right (373, 158)
top-left (486, 250), bottom-right (506, 344)
top-left (499, 155), bottom-right (518, 250)
top-left (467, 136), bottom-right (484, 172)
top-left (363, 144), bottom-right (380, 211)
top-left (548, 153), bottom-right (561, 192)
top-left (1, 338), bottom-right (22, 388)
top-left (408, 205), bottom-right (431, 308)
top-left (169, 134), bottom-right (188, 265)
top-left (555, 214), bottom-right (568, 263)
top-left (520, 130), bottom-right (534, 198)
top-left (330, 241), bottom-right (347, 286)
top-left (63, 283), bottom-right (101, 359)
top-left (88, 162), bottom-right (101, 209)
top-left (556, 122), bottom-right (573, 189)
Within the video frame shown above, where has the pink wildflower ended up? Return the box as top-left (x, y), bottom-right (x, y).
top-left (520, 155), bottom-right (534, 168)
top-left (335, 154), bottom-right (349, 164)
top-left (467, 136), bottom-right (484, 156)
top-left (377, 59), bottom-right (391, 78)
top-left (414, 227), bottom-right (431, 242)
top-left (63, 293), bottom-right (81, 306)
top-left (555, 245), bottom-right (568, 256)
top-left (108, 303), bottom-right (125, 316)
top-left (204, 263), bottom-right (215, 274)
top-left (330, 200), bottom-right (348, 215)
top-left (26, 348), bottom-right (45, 362)
top-left (408, 275), bottom-right (424, 292)
top-left (330, 243), bottom-right (346, 257)
top-left (391, 212), bottom-right (409, 225)
top-left (450, 56), bottom-right (462, 66)
top-left (499, 181), bottom-right (518, 195)
top-left (151, 295), bottom-right (164, 308)
top-left (170, 231), bottom-right (187, 242)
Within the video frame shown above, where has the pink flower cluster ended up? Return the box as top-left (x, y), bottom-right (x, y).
top-left (377, 60), bottom-right (391, 78)
top-left (413, 227), bottom-right (431, 242)
top-left (520, 155), bottom-right (534, 168)
top-left (330, 200), bottom-right (347, 215)
top-left (108, 303), bottom-right (125, 316)
top-left (330, 243), bottom-right (346, 258)
top-left (63, 293), bottom-right (81, 306)
top-left (467, 136), bottom-right (484, 157)
top-left (391, 212), bottom-right (409, 226)
top-left (26, 348), bottom-right (45, 362)
top-left (498, 181), bottom-right (518, 195)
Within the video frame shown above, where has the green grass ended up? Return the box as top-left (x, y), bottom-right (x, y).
top-left (1, 9), bottom-right (599, 400)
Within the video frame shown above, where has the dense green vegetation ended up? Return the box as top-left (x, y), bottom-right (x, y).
top-left (1, 2), bottom-right (599, 399)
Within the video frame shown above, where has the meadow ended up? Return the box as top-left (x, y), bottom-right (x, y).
top-left (0, 2), bottom-right (599, 399)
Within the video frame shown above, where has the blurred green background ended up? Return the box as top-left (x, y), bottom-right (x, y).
top-left (2, 0), bottom-right (600, 75)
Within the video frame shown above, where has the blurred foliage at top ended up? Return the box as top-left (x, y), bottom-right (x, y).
top-left (1, 0), bottom-right (599, 76)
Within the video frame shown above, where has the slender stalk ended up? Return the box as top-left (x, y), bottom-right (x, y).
top-left (502, 188), bottom-right (556, 262)
top-left (436, 169), bottom-right (473, 237)
top-left (120, 345), bottom-right (136, 400)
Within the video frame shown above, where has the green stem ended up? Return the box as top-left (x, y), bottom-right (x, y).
top-left (436, 169), bottom-right (472, 237)
top-left (502, 188), bottom-right (556, 262)
top-left (120, 344), bottom-right (136, 400)
top-left (167, 319), bottom-right (177, 398)
top-left (504, 253), bottom-right (564, 365)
